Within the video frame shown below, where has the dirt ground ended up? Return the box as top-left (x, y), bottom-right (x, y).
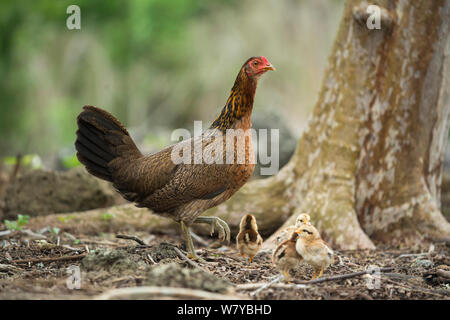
top-left (1, 228), bottom-right (449, 300)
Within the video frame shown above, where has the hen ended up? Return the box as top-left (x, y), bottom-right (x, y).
top-left (75, 56), bottom-right (274, 259)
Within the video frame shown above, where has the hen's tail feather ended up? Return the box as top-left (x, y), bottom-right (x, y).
top-left (75, 105), bottom-right (141, 182)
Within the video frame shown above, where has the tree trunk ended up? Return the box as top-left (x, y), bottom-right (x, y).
top-left (203, 0), bottom-right (450, 250)
top-left (355, 0), bottom-right (450, 244)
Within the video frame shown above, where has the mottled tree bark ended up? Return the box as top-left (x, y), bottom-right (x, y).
top-left (355, 0), bottom-right (450, 244)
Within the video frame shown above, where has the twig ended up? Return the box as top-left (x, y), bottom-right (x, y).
top-left (0, 230), bottom-right (12, 237)
top-left (237, 282), bottom-right (309, 292)
top-left (384, 278), bottom-right (450, 297)
top-left (293, 267), bottom-right (395, 285)
top-left (382, 273), bottom-right (415, 281)
top-left (110, 276), bottom-right (146, 284)
top-left (116, 234), bottom-right (147, 246)
top-left (78, 239), bottom-right (121, 247)
top-left (173, 246), bottom-right (208, 273)
top-left (147, 254), bottom-right (156, 264)
top-left (250, 275), bottom-right (293, 296)
top-left (21, 229), bottom-right (47, 240)
top-left (437, 269), bottom-right (450, 280)
top-left (434, 237), bottom-right (450, 245)
top-left (397, 253), bottom-right (427, 259)
top-left (12, 253), bottom-right (87, 264)
top-left (190, 231), bottom-right (209, 246)
top-left (9, 153), bottom-right (22, 183)
top-left (95, 286), bottom-right (245, 300)
top-left (0, 263), bottom-right (23, 273)
top-left (200, 250), bottom-right (241, 262)
top-left (62, 245), bottom-right (86, 253)
top-left (251, 275), bottom-right (284, 295)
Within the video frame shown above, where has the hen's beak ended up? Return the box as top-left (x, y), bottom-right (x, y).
top-left (264, 63), bottom-right (276, 71)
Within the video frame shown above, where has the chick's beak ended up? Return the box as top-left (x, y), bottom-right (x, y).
top-left (264, 63), bottom-right (275, 71)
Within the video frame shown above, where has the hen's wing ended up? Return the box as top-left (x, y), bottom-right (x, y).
top-left (112, 134), bottom-right (231, 212)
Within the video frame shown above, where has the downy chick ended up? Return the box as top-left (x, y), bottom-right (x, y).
top-left (236, 214), bottom-right (263, 263)
top-left (272, 231), bottom-right (302, 281)
top-left (295, 224), bottom-right (333, 279)
top-left (295, 213), bottom-right (311, 226)
top-left (276, 213), bottom-right (311, 244)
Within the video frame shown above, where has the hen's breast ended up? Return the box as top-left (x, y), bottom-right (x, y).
top-left (226, 117), bottom-right (255, 188)
top-left (170, 119), bottom-right (256, 223)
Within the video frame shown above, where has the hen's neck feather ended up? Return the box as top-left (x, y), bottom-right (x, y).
top-left (210, 68), bottom-right (257, 131)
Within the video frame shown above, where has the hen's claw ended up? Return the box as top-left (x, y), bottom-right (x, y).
top-left (194, 216), bottom-right (231, 244)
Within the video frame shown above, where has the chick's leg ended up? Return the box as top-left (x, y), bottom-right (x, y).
top-left (311, 269), bottom-right (318, 280)
top-left (193, 216), bottom-right (231, 243)
top-left (282, 270), bottom-right (291, 283)
top-left (318, 267), bottom-right (324, 278)
top-left (180, 221), bottom-right (201, 260)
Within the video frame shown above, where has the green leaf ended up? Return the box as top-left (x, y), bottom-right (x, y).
top-left (4, 220), bottom-right (19, 231)
top-left (102, 212), bottom-right (114, 220)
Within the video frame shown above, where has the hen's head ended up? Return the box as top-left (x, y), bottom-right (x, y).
top-left (243, 56), bottom-right (275, 79)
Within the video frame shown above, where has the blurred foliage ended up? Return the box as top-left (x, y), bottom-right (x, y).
top-left (3, 154), bottom-right (43, 169)
top-left (4, 214), bottom-right (30, 231)
top-left (0, 0), bottom-right (345, 163)
top-left (60, 153), bottom-right (81, 169)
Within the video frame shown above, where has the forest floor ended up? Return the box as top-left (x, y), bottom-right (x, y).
top-left (1, 228), bottom-right (449, 300)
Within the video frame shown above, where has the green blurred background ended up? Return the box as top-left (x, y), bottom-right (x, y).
top-left (0, 0), bottom-right (346, 169)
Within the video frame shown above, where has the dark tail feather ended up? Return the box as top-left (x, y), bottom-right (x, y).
top-left (75, 105), bottom-right (141, 182)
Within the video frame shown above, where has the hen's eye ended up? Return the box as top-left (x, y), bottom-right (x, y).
top-left (253, 61), bottom-right (259, 66)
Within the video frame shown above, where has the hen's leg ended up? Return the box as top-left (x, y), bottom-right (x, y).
top-left (193, 216), bottom-right (231, 244)
top-left (180, 221), bottom-right (202, 261)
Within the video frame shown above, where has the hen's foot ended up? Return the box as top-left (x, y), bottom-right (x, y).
top-left (180, 221), bottom-right (205, 262)
top-left (193, 216), bottom-right (231, 244)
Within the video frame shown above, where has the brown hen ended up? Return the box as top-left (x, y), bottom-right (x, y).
top-left (75, 56), bottom-right (274, 259)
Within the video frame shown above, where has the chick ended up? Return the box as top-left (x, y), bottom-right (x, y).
top-left (236, 214), bottom-right (263, 263)
top-left (272, 231), bottom-right (302, 281)
top-left (295, 213), bottom-right (311, 226)
top-left (295, 224), bottom-right (333, 279)
top-left (277, 213), bottom-right (311, 244)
